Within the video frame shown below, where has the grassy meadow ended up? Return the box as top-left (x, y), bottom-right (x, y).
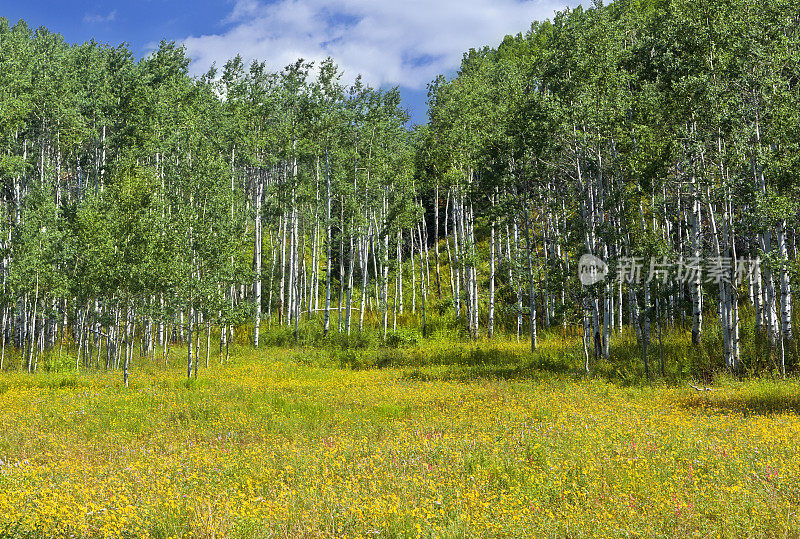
top-left (0, 329), bottom-right (799, 538)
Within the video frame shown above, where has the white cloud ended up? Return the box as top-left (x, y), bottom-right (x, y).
top-left (182, 0), bottom-right (568, 89)
top-left (83, 10), bottom-right (117, 24)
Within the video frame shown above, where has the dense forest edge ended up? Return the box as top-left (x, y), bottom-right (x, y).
top-left (0, 0), bottom-right (799, 385)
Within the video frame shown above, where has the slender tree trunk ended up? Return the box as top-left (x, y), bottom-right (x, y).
top-left (123, 301), bottom-right (131, 387)
top-left (418, 226), bottom-right (427, 338)
top-left (522, 204), bottom-right (537, 351)
top-left (434, 182), bottom-right (441, 299)
top-left (691, 175), bottom-right (703, 346)
top-left (324, 150), bottom-right (333, 336)
top-left (345, 234), bottom-right (354, 335)
top-left (778, 219), bottom-right (792, 342)
top-left (488, 207), bottom-right (496, 339)
top-left (187, 307), bottom-right (193, 380)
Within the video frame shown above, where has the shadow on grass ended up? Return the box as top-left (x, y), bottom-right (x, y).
top-left (387, 336), bottom-right (670, 385)
top-left (323, 338), bottom-right (670, 385)
top-left (401, 354), bottom-right (579, 383)
top-left (676, 390), bottom-right (800, 416)
top-left (0, 374), bottom-right (93, 394)
top-left (282, 322), bottom-right (795, 390)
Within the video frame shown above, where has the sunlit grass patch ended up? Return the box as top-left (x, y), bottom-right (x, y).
top-left (0, 341), bottom-right (798, 537)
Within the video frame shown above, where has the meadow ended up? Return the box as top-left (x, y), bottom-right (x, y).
top-left (0, 329), bottom-right (798, 538)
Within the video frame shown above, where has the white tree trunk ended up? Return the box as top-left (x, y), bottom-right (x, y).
top-left (253, 172), bottom-right (263, 348)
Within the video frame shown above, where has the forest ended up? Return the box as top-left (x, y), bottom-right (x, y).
top-left (0, 0), bottom-right (799, 386)
top-left (2, 1), bottom-right (800, 536)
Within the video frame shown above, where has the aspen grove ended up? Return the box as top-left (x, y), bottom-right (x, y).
top-left (0, 0), bottom-right (799, 384)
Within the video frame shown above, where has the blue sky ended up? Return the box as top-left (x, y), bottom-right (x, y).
top-left (2, 0), bottom-right (568, 125)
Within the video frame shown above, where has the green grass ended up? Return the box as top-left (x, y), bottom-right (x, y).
top-left (0, 330), bottom-right (798, 537)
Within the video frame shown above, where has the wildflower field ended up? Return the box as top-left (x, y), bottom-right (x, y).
top-left (0, 338), bottom-right (799, 538)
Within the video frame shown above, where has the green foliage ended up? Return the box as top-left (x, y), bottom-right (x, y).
top-left (0, 0), bottom-right (799, 382)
